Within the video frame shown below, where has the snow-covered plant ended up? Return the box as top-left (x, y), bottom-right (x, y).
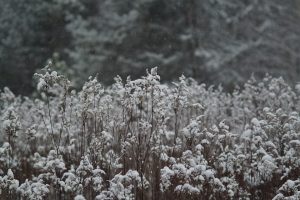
top-left (99, 169), bottom-right (148, 200)
top-left (0, 68), bottom-right (300, 199)
top-left (0, 169), bottom-right (19, 199)
top-left (1, 107), bottom-right (21, 159)
top-left (17, 179), bottom-right (49, 200)
top-left (60, 156), bottom-right (105, 199)
top-left (33, 150), bottom-right (66, 176)
top-left (273, 179), bottom-right (300, 200)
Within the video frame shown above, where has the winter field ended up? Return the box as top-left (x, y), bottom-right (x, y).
top-left (1, 67), bottom-right (300, 200)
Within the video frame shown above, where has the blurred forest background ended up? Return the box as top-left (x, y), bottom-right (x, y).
top-left (1, 0), bottom-right (300, 95)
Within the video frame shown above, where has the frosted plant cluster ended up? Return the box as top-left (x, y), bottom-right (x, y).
top-left (1, 67), bottom-right (300, 200)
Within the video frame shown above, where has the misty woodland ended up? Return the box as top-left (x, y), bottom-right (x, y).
top-left (2, 0), bottom-right (300, 95)
top-left (1, 67), bottom-right (300, 200)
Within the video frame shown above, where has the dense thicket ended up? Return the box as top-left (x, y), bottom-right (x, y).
top-left (1, 67), bottom-right (300, 199)
top-left (1, 0), bottom-right (300, 94)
